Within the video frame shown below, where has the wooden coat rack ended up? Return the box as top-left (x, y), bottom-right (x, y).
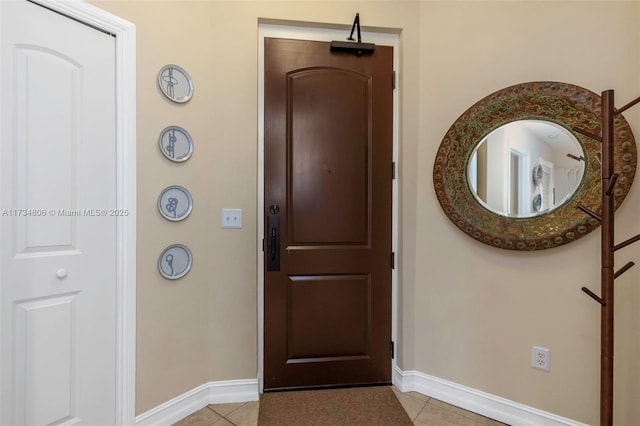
top-left (574, 90), bottom-right (640, 426)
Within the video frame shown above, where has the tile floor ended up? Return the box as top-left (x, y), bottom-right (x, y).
top-left (173, 387), bottom-right (505, 426)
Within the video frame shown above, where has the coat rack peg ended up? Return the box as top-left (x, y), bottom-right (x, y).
top-left (573, 126), bottom-right (603, 143)
top-left (614, 261), bottom-right (635, 279)
top-left (581, 286), bottom-right (606, 305)
top-left (605, 173), bottom-right (619, 196)
top-left (614, 95), bottom-right (640, 115)
top-left (577, 204), bottom-right (602, 221)
top-left (612, 233), bottom-right (640, 252)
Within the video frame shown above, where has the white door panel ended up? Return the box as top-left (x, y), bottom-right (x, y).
top-left (1, 1), bottom-right (117, 425)
top-left (14, 294), bottom-right (78, 426)
top-left (15, 45), bottom-right (80, 254)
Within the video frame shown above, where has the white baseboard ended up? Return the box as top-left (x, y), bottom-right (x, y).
top-left (135, 370), bottom-right (586, 426)
top-left (393, 366), bottom-right (588, 426)
top-left (135, 379), bottom-right (259, 426)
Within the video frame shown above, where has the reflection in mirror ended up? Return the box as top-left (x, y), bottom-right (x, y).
top-left (468, 120), bottom-right (585, 218)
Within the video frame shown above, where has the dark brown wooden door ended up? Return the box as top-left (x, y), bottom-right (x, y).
top-left (264, 37), bottom-right (393, 391)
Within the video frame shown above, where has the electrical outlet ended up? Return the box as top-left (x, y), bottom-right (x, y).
top-left (532, 346), bottom-right (550, 372)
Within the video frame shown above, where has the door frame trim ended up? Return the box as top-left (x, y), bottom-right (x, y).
top-left (0, 1), bottom-right (137, 424)
top-left (257, 21), bottom-right (400, 392)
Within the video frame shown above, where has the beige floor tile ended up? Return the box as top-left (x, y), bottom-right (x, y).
top-left (391, 386), bottom-right (429, 421)
top-left (172, 407), bottom-right (224, 426)
top-left (226, 400), bottom-right (259, 426)
top-left (414, 402), bottom-right (490, 426)
top-left (407, 391), bottom-right (430, 402)
top-left (391, 385), bottom-right (430, 403)
top-left (208, 401), bottom-right (248, 417)
top-left (428, 399), bottom-right (502, 425)
top-left (212, 418), bottom-right (235, 426)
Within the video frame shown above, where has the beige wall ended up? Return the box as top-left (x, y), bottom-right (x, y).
top-left (418, 3), bottom-right (640, 424)
top-left (91, 1), bottom-right (640, 424)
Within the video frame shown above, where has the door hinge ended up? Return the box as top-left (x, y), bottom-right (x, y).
top-left (391, 252), bottom-right (395, 269)
top-left (391, 341), bottom-right (395, 359)
top-left (392, 70), bottom-right (396, 90)
top-left (262, 238), bottom-right (264, 252)
top-left (392, 161), bottom-right (396, 180)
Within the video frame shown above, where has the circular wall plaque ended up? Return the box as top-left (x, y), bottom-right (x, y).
top-left (157, 185), bottom-right (193, 221)
top-left (159, 126), bottom-right (193, 162)
top-left (158, 64), bottom-right (193, 103)
top-left (158, 244), bottom-right (192, 279)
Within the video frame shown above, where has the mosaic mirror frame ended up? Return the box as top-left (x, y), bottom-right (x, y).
top-left (433, 81), bottom-right (637, 251)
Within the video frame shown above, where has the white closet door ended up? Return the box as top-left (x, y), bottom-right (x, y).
top-left (1, 1), bottom-right (117, 424)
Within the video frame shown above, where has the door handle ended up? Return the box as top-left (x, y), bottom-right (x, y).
top-left (267, 206), bottom-right (280, 271)
top-left (270, 226), bottom-right (277, 261)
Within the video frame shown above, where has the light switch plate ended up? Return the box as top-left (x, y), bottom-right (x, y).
top-left (221, 208), bottom-right (242, 228)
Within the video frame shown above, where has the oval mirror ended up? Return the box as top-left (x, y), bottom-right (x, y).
top-left (434, 81), bottom-right (636, 251)
top-left (468, 120), bottom-right (585, 218)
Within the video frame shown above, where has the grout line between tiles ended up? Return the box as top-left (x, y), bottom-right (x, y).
top-left (210, 402), bottom-right (246, 418)
top-left (412, 402), bottom-right (427, 423)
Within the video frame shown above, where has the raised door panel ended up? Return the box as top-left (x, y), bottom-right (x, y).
top-left (14, 295), bottom-right (78, 425)
top-left (14, 47), bottom-right (80, 254)
top-left (288, 68), bottom-right (371, 245)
